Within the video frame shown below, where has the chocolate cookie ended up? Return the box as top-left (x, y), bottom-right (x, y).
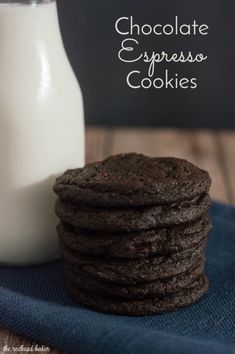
top-left (54, 153), bottom-right (211, 207)
top-left (55, 194), bottom-right (210, 232)
top-left (61, 240), bottom-right (206, 284)
top-left (58, 214), bottom-right (211, 258)
top-left (68, 274), bottom-right (208, 315)
top-left (65, 261), bottom-right (205, 299)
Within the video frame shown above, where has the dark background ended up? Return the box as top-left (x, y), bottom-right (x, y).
top-left (56, 0), bottom-right (235, 128)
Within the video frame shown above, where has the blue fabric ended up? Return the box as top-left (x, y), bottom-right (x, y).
top-left (0, 202), bottom-right (235, 354)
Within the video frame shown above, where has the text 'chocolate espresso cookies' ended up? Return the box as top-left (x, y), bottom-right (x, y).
top-left (54, 153), bottom-right (212, 316)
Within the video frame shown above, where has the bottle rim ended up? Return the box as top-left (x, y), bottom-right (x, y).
top-left (0, 0), bottom-right (55, 4)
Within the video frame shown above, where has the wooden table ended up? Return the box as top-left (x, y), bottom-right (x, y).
top-left (0, 127), bottom-right (234, 353)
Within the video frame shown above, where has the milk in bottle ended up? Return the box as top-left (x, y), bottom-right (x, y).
top-left (0, 0), bottom-right (85, 265)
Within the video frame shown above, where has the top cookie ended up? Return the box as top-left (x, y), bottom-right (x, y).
top-left (54, 153), bottom-right (211, 207)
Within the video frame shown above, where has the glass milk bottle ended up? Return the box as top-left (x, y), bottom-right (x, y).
top-left (0, 0), bottom-right (85, 265)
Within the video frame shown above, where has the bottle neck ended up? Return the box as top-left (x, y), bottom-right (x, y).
top-left (0, 0), bottom-right (62, 51)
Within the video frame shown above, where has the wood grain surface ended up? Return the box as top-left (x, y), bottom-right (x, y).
top-left (0, 127), bottom-right (234, 354)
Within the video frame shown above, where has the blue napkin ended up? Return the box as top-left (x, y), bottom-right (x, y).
top-left (0, 202), bottom-right (235, 354)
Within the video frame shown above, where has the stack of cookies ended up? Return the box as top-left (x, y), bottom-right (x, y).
top-left (54, 153), bottom-right (212, 316)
